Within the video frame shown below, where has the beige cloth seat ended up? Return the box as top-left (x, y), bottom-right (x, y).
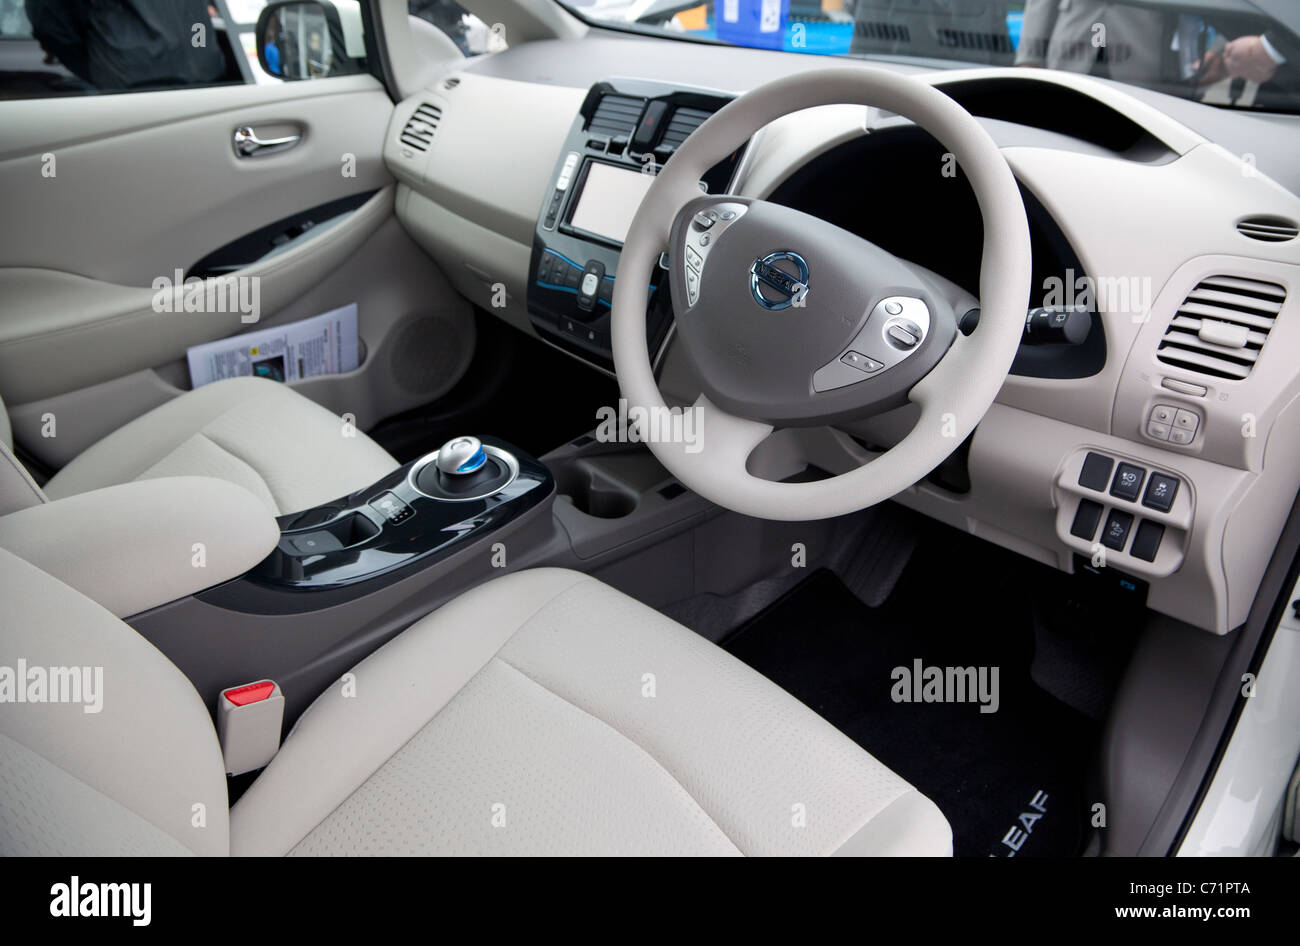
top-left (2, 377), bottom-right (398, 517)
top-left (0, 552), bottom-right (952, 856)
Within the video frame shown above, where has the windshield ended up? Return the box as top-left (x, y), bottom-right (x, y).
top-left (557, 0), bottom-right (1300, 112)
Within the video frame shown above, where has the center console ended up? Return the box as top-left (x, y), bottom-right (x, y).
top-left (196, 435), bottom-right (553, 614)
top-left (528, 79), bottom-right (749, 372)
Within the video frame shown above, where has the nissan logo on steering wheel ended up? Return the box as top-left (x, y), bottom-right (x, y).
top-left (749, 251), bottom-right (810, 310)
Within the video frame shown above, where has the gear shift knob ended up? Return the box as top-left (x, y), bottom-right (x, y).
top-left (435, 436), bottom-right (486, 475)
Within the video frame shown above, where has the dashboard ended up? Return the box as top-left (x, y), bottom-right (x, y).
top-left (382, 31), bottom-right (1300, 635)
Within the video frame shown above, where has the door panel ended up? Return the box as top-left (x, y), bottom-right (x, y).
top-left (8, 215), bottom-right (476, 469)
top-left (0, 72), bottom-right (475, 467)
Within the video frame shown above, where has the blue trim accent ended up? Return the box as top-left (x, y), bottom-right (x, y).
top-left (534, 248), bottom-right (658, 308)
top-left (456, 448), bottom-right (487, 473)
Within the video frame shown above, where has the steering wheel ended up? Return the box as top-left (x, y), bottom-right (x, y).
top-left (611, 66), bottom-right (1031, 521)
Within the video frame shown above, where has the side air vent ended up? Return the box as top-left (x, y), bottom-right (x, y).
top-left (658, 107), bottom-right (713, 150)
top-left (587, 94), bottom-right (645, 138)
top-left (1156, 276), bottom-right (1286, 380)
top-left (399, 103), bottom-right (441, 152)
top-left (1236, 216), bottom-right (1299, 243)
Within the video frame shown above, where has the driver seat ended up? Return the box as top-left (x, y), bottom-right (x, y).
top-left (0, 550), bottom-right (951, 856)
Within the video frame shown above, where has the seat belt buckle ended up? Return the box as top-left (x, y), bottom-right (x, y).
top-left (217, 680), bottom-right (285, 776)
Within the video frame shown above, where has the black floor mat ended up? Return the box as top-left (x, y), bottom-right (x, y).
top-left (723, 546), bottom-right (1101, 857)
top-left (368, 308), bottom-right (620, 464)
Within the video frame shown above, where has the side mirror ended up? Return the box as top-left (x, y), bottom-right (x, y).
top-left (255, 0), bottom-right (366, 80)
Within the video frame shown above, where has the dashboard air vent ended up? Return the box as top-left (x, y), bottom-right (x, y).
top-left (587, 94), bottom-right (645, 138)
top-left (1156, 276), bottom-right (1286, 380)
top-left (399, 103), bottom-right (441, 152)
top-left (855, 21), bottom-right (911, 43)
top-left (658, 107), bottom-right (713, 150)
top-left (1236, 216), bottom-right (1298, 243)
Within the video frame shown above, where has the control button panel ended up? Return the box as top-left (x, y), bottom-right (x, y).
top-left (368, 491), bottom-right (414, 525)
top-left (1057, 448), bottom-right (1192, 574)
top-left (679, 201), bottom-right (748, 308)
top-left (1146, 403), bottom-right (1201, 445)
top-left (812, 295), bottom-right (932, 393)
top-left (543, 152), bottom-right (580, 230)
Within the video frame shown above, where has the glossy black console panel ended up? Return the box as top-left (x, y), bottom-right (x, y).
top-left (198, 437), bottom-right (553, 614)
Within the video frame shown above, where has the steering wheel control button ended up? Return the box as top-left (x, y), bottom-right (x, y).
top-left (1078, 452), bottom-right (1114, 491)
top-left (677, 201), bottom-right (746, 311)
top-left (840, 350), bottom-right (884, 373)
top-left (1110, 463), bottom-right (1146, 502)
top-left (883, 300), bottom-right (903, 315)
top-left (685, 267), bottom-right (701, 305)
top-left (368, 491), bottom-right (414, 525)
top-left (1173, 409), bottom-right (1200, 431)
top-left (1130, 519), bottom-right (1165, 562)
top-left (885, 320), bottom-right (922, 350)
top-left (1150, 404), bottom-right (1176, 425)
top-left (812, 295), bottom-right (933, 393)
top-left (1101, 509), bottom-right (1135, 551)
top-left (1142, 472), bottom-right (1180, 512)
top-left (1070, 499), bottom-right (1104, 541)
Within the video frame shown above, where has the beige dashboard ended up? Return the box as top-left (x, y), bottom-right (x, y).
top-left (384, 62), bottom-right (1300, 634)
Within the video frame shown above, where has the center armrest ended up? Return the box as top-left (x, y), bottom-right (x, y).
top-left (0, 476), bottom-right (279, 617)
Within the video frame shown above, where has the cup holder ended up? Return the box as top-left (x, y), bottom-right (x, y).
top-left (552, 461), bottom-right (638, 519)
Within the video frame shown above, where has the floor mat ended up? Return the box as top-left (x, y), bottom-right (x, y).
top-left (723, 554), bottom-right (1100, 857)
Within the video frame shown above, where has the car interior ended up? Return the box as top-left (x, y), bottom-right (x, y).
top-left (1, 0), bottom-right (1299, 862)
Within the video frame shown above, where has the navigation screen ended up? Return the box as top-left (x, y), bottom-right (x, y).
top-left (568, 161), bottom-right (657, 244)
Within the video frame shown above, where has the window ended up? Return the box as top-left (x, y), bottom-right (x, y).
top-left (0, 1), bottom-right (369, 99)
top-left (409, 0), bottom-right (506, 57)
top-left (552, 0), bottom-right (1300, 113)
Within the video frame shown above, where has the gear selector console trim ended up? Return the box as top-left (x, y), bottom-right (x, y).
top-left (198, 436), bottom-right (552, 612)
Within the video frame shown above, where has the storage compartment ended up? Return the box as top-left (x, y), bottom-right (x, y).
top-left (544, 439), bottom-right (714, 560)
top-left (551, 458), bottom-right (640, 519)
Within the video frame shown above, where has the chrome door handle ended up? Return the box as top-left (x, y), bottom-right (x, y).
top-left (233, 125), bottom-right (300, 158)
